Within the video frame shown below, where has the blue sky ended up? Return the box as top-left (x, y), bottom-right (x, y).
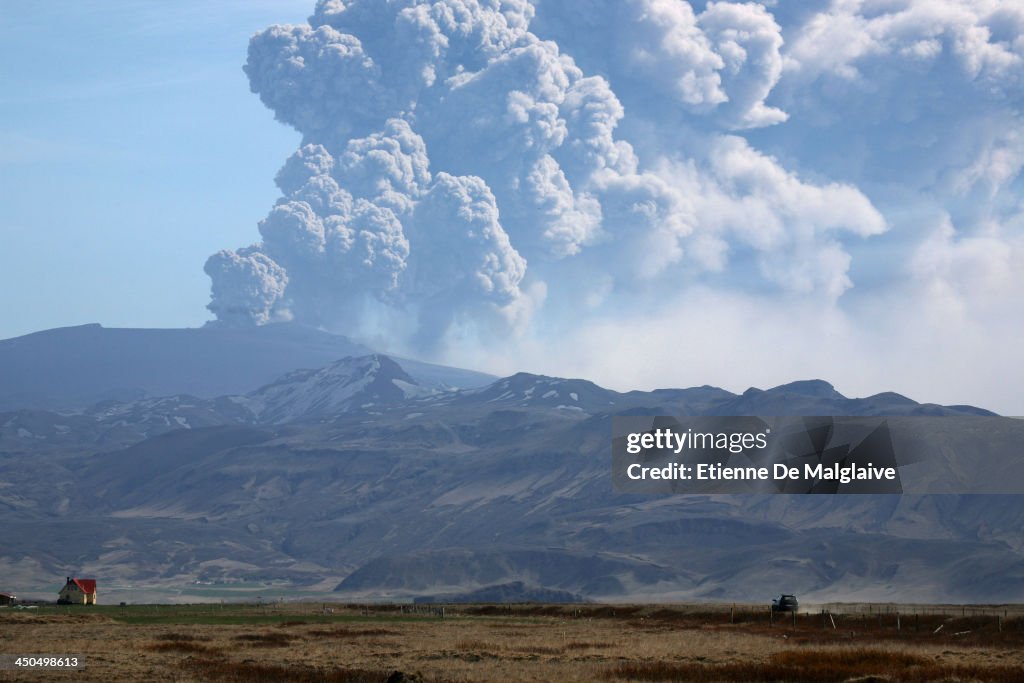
top-left (0, 1), bottom-right (308, 337)
top-left (1, 1), bottom-right (1022, 412)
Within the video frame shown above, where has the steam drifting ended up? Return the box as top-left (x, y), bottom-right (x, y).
top-left (208, 0), bottom-right (1024, 410)
top-left (208, 0), bottom-right (882, 344)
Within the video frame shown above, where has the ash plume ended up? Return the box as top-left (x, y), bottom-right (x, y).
top-left (206, 0), bottom-right (1024, 413)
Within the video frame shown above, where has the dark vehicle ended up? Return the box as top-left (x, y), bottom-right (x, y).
top-left (771, 594), bottom-right (799, 612)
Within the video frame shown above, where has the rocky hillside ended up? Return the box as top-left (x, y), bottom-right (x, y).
top-left (0, 352), bottom-right (1019, 605)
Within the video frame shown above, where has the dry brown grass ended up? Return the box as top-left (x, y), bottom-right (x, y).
top-left (144, 640), bottom-right (221, 655)
top-left (183, 659), bottom-right (400, 682)
top-left (233, 631), bottom-right (297, 647)
top-left (607, 647), bottom-right (1024, 682)
top-left (452, 637), bottom-right (614, 656)
top-left (0, 602), bottom-right (1021, 682)
top-left (153, 631), bottom-right (205, 641)
top-left (306, 626), bottom-right (399, 638)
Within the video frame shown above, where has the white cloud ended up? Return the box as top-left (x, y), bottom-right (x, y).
top-left (206, 0), bottom-right (1024, 411)
top-left (783, 0), bottom-right (1024, 86)
top-left (531, 0), bottom-right (788, 129)
top-left (698, 1), bottom-right (788, 128)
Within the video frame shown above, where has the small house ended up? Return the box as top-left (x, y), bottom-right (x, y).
top-left (0, 592), bottom-right (15, 606)
top-left (58, 578), bottom-right (97, 605)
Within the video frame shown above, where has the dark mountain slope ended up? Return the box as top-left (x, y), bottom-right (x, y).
top-left (0, 352), bottom-right (1016, 604)
top-left (0, 323), bottom-right (494, 410)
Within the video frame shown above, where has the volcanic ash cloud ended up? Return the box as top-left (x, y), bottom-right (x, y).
top-left (211, 0), bottom-right (1001, 357)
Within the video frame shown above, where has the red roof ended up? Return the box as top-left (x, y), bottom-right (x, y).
top-left (69, 579), bottom-right (97, 594)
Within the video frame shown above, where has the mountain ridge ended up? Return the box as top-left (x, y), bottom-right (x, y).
top-left (0, 323), bottom-right (495, 411)
top-left (0, 342), bottom-right (1015, 605)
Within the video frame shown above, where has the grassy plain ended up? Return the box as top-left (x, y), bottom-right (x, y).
top-left (1, 602), bottom-right (1023, 682)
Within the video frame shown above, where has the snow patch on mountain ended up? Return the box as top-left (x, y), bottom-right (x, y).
top-left (242, 354), bottom-right (438, 424)
top-left (445, 372), bottom-right (621, 413)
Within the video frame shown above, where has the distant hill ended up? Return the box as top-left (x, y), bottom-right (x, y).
top-left (1, 351), bottom-right (1018, 605)
top-left (412, 581), bottom-right (585, 604)
top-left (0, 323), bottom-right (494, 410)
top-left (243, 354), bottom-right (435, 424)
